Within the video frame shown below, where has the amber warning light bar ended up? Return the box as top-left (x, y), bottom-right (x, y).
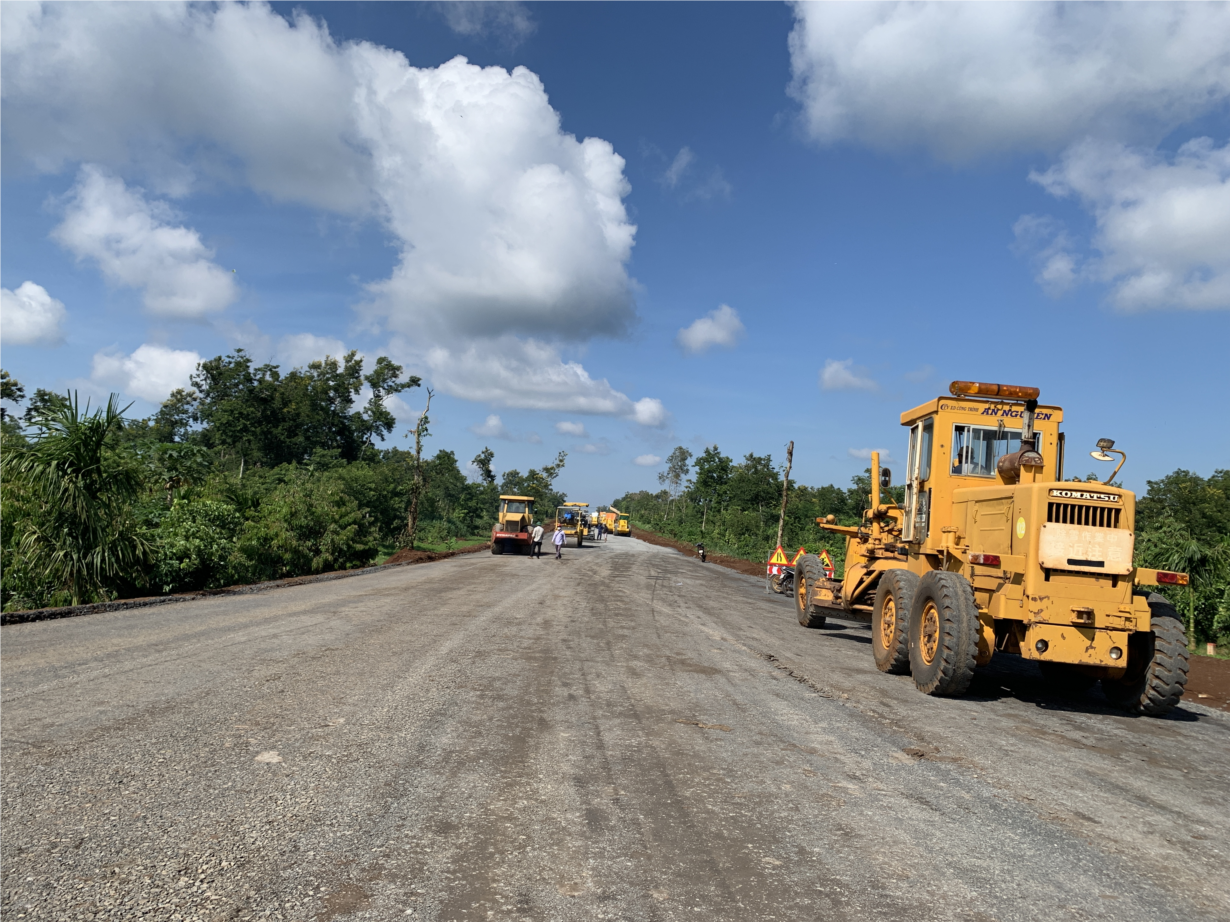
top-left (949, 381), bottom-right (1041, 401)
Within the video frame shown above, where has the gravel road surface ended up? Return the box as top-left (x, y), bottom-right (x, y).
top-left (3, 536), bottom-right (1228, 922)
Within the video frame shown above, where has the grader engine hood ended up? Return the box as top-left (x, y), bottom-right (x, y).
top-left (1037, 487), bottom-right (1132, 575)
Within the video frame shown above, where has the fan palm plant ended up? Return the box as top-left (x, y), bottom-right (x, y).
top-left (4, 393), bottom-right (151, 606)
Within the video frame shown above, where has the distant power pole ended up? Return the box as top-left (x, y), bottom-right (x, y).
top-left (775, 441), bottom-right (793, 549)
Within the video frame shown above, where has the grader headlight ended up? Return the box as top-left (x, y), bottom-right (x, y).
top-left (949, 381), bottom-right (1040, 400)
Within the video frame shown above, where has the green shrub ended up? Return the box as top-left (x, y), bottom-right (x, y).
top-left (151, 500), bottom-right (242, 593)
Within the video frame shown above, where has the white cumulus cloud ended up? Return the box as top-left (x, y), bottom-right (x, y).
top-left (91, 343), bottom-right (201, 403)
top-left (470, 414), bottom-right (511, 440)
top-left (1026, 138), bottom-right (1230, 311)
top-left (555, 420), bottom-right (588, 437)
top-left (633, 454), bottom-right (661, 467)
top-left (423, 338), bottom-right (668, 426)
top-left (676, 304), bottom-right (745, 354)
top-left (788, 2), bottom-right (1230, 161)
top-left (820, 359), bottom-right (877, 392)
top-left (52, 166), bottom-right (237, 318)
top-left (1, 281), bottom-right (67, 345)
top-left (4, 3), bottom-right (662, 418)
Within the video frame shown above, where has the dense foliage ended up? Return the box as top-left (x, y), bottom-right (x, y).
top-left (0, 356), bottom-right (553, 611)
top-left (615, 447), bottom-right (1230, 645)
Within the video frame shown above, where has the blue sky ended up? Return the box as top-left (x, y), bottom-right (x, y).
top-left (3, 1), bottom-right (1228, 502)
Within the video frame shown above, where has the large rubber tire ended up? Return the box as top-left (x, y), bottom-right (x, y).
top-left (908, 570), bottom-right (979, 696)
top-left (1101, 593), bottom-right (1190, 716)
top-left (873, 569), bottom-right (918, 675)
top-left (492, 539), bottom-right (505, 555)
top-left (1039, 661), bottom-right (1098, 697)
top-left (794, 555), bottom-right (827, 629)
top-left (576, 534), bottom-right (583, 548)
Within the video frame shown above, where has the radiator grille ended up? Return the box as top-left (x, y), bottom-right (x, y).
top-left (1047, 502), bottom-right (1121, 528)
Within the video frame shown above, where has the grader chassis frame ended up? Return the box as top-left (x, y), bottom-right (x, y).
top-left (793, 381), bottom-right (1191, 715)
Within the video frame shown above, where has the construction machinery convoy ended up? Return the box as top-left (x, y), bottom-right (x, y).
top-left (794, 381), bottom-right (1191, 716)
top-left (491, 495), bottom-right (535, 555)
top-left (556, 502), bottom-right (591, 547)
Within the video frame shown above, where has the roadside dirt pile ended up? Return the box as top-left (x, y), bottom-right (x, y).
top-left (631, 529), bottom-right (766, 578)
top-left (384, 543), bottom-right (489, 565)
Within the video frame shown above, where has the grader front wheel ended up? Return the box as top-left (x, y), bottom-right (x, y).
top-left (794, 555), bottom-right (827, 629)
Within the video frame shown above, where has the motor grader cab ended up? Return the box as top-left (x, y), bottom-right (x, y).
top-left (794, 380), bottom-right (1191, 716)
top-left (491, 495), bottom-right (535, 555)
top-left (557, 502), bottom-right (590, 547)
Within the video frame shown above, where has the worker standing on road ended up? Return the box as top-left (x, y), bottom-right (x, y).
top-left (530, 522), bottom-right (544, 559)
top-left (553, 524), bottom-right (565, 560)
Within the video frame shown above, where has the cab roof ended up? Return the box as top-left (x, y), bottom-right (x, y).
top-left (900, 396), bottom-right (1063, 426)
top-left (499, 495), bottom-right (535, 501)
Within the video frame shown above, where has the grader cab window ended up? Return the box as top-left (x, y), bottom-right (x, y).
top-left (503, 501), bottom-right (529, 515)
top-left (950, 424), bottom-right (1023, 477)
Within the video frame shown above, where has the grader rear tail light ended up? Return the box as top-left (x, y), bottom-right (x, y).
top-left (949, 381), bottom-right (1041, 401)
top-left (1157, 571), bottom-right (1189, 586)
top-left (970, 553), bottom-right (1001, 566)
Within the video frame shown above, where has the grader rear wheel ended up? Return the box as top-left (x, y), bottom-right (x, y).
top-left (1101, 594), bottom-right (1189, 716)
top-left (908, 571), bottom-right (979, 696)
top-left (872, 570), bottom-right (918, 674)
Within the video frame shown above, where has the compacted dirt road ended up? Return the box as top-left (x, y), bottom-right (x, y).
top-left (3, 537), bottom-right (1228, 922)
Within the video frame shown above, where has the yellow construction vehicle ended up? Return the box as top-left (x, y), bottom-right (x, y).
top-left (491, 495), bottom-right (535, 555)
top-left (556, 502), bottom-right (590, 547)
top-left (610, 507), bottom-right (631, 537)
top-left (794, 380), bottom-right (1190, 715)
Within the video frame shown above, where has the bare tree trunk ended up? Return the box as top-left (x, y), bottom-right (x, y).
top-left (775, 441), bottom-right (794, 549)
top-left (406, 388), bottom-right (434, 550)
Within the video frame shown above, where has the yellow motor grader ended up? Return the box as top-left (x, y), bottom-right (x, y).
top-left (794, 381), bottom-right (1190, 715)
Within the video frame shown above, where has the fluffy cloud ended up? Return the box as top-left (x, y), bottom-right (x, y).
top-left (1025, 139), bottom-right (1230, 311)
top-left (3, 3), bottom-right (661, 416)
top-left (468, 413), bottom-right (540, 443)
top-left (278, 332), bottom-right (351, 368)
top-left (555, 420), bottom-right (588, 437)
top-left (633, 454), bottom-right (661, 467)
top-left (676, 304), bottom-right (745, 354)
top-left (820, 359), bottom-right (877, 392)
top-left (788, 2), bottom-right (1230, 161)
top-left (575, 441), bottom-right (613, 456)
top-left (432, 2), bottom-right (536, 46)
top-left (1, 281), bottom-right (67, 345)
top-left (91, 343), bottom-right (201, 403)
top-left (52, 166), bottom-right (237, 318)
top-left (423, 338), bottom-right (668, 426)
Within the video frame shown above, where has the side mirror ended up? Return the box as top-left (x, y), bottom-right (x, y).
top-left (880, 467), bottom-right (892, 489)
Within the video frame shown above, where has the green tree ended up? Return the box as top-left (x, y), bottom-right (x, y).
top-left (359, 357), bottom-right (420, 446)
top-left (1, 369), bottom-right (25, 420)
top-left (3, 393), bottom-right (151, 606)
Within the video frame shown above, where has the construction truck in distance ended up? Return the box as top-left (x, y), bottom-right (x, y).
top-left (556, 502), bottom-right (590, 547)
top-left (794, 380), bottom-right (1191, 716)
top-left (491, 495), bottom-right (535, 555)
top-left (610, 507), bottom-right (631, 537)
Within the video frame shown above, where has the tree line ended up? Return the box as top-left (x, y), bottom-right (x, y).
top-left (0, 357), bottom-right (568, 611)
top-left (613, 444), bottom-right (1230, 646)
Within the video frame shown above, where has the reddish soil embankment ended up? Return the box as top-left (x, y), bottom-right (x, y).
top-left (1188, 654), bottom-right (1230, 712)
top-left (630, 528), bottom-right (768, 579)
top-left (383, 542), bottom-right (489, 566)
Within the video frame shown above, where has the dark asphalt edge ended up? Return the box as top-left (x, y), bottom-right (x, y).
top-left (0, 544), bottom-right (490, 627)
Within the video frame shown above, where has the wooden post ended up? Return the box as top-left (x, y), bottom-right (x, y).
top-left (775, 441), bottom-right (793, 549)
top-left (406, 388), bottom-right (434, 550)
